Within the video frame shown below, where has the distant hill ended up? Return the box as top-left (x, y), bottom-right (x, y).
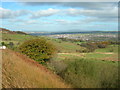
top-left (2, 49), bottom-right (70, 88)
top-left (0, 28), bottom-right (27, 35)
top-left (29, 31), bottom-right (118, 36)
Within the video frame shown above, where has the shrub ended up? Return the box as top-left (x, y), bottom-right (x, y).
top-left (80, 43), bottom-right (97, 52)
top-left (96, 41), bottom-right (109, 48)
top-left (1, 42), bottom-right (5, 46)
top-left (6, 42), bottom-right (15, 50)
top-left (8, 42), bottom-right (14, 48)
top-left (19, 38), bottom-right (56, 63)
top-left (76, 48), bottom-right (90, 53)
top-left (80, 41), bottom-right (110, 52)
top-left (110, 41), bottom-right (120, 45)
top-left (58, 59), bottom-right (118, 88)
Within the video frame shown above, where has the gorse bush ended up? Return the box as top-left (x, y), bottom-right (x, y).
top-left (19, 38), bottom-right (56, 63)
top-left (80, 41), bottom-right (110, 52)
top-left (80, 43), bottom-right (97, 52)
top-left (76, 48), bottom-right (90, 53)
top-left (58, 59), bottom-right (118, 88)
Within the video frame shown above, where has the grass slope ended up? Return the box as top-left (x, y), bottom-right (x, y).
top-left (2, 49), bottom-right (71, 88)
top-left (2, 33), bottom-right (84, 53)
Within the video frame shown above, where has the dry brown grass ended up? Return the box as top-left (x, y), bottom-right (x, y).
top-left (2, 49), bottom-right (71, 88)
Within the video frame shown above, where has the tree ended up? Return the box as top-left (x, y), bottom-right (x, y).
top-left (19, 38), bottom-right (56, 64)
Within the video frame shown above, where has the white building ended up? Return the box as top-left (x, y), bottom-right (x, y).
top-left (0, 46), bottom-right (6, 49)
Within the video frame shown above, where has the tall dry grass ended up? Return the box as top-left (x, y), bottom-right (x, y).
top-left (2, 49), bottom-right (71, 88)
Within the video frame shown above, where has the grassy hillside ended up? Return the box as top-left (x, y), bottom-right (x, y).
top-left (0, 28), bottom-right (27, 35)
top-left (2, 49), bottom-right (71, 88)
top-left (50, 38), bottom-right (84, 53)
top-left (2, 33), bottom-right (84, 53)
top-left (2, 33), bottom-right (37, 45)
top-left (1, 28), bottom-right (119, 88)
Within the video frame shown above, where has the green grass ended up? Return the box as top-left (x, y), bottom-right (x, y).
top-left (48, 58), bottom-right (118, 88)
top-left (2, 33), bottom-right (35, 41)
top-left (95, 45), bottom-right (118, 53)
top-left (2, 34), bottom-right (84, 53)
top-left (2, 33), bottom-right (37, 46)
top-left (53, 41), bottom-right (84, 53)
top-left (85, 53), bottom-right (111, 59)
top-left (43, 37), bottom-right (84, 53)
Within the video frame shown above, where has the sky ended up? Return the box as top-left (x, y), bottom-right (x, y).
top-left (0, 2), bottom-right (118, 32)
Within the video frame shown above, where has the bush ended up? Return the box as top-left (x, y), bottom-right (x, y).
top-left (80, 41), bottom-right (110, 52)
top-left (1, 42), bottom-right (6, 46)
top-left (80, 43), bottom-right (97, 52)
top-left (58, 59), bottom-right (118, 88)
top-left (19, 38), bottom-right (56, 63)
top-left (6, 42), bottom-right (15, 50)
top-left (8, 42), bottom-right (14, 48)
top-left (76, 48), bottom-right (90, 53)
top-left (96, 41), bottom-right (109, 48)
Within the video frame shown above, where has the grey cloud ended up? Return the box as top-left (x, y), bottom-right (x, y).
top-left (65, 7), bottom-right (118, 19)
top-left (24, 2), bottom-right (117, 10)
top-left (82, 17), bottom-right (117, 23)
top-left (26, 20), bottom-right (38, 24)
top-left (30, 8), bottom-right (60, 19)
top-left (8, 19), bottom-right (26, 22)
top-left (23, 2), bottom-right (118, 22)
top-left (55, 19), bottom-right (82, 25)
top-left (54, 16), bottom-right (117, 25)
top-left (8, 18), bottom-right (52, 25)
top-left (0, 7), bottom-right (59, 19)
top-left (0, 7), bottom-right (30, 19)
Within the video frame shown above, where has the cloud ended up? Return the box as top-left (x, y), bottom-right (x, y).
top-left (65, 7), bottom-right (118, 19)
top-left (24, 2), bottom-right (117, 10)
top-left (0, 7), bottom-right (59, 19)
top-left (55, 19), bottom-right (69, 24)
top-left (54, 19), bottom-right (82, 25)
top-left (52, 7), bottom-right (117, 23)
top-left (30, 8), bottom-right (60, 19)
top-left (8, 19), bottom-right (38, 24)
top-left (23, 2), bottom-right (118, 22)
top-left (83, 17), bottom-right (117, 23)
top-left (8, 19), bottom-right (25, 22)
top-left (0, 7), bottom-right (30, 19)
top-left (25, 20), bottom-right (38, 24)
top-left (1, 2), bottom-right (117, 24)
top-left (54, 16), bottom-right (117, 26)
top-left (8, 18), bottom-right (53, 25)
